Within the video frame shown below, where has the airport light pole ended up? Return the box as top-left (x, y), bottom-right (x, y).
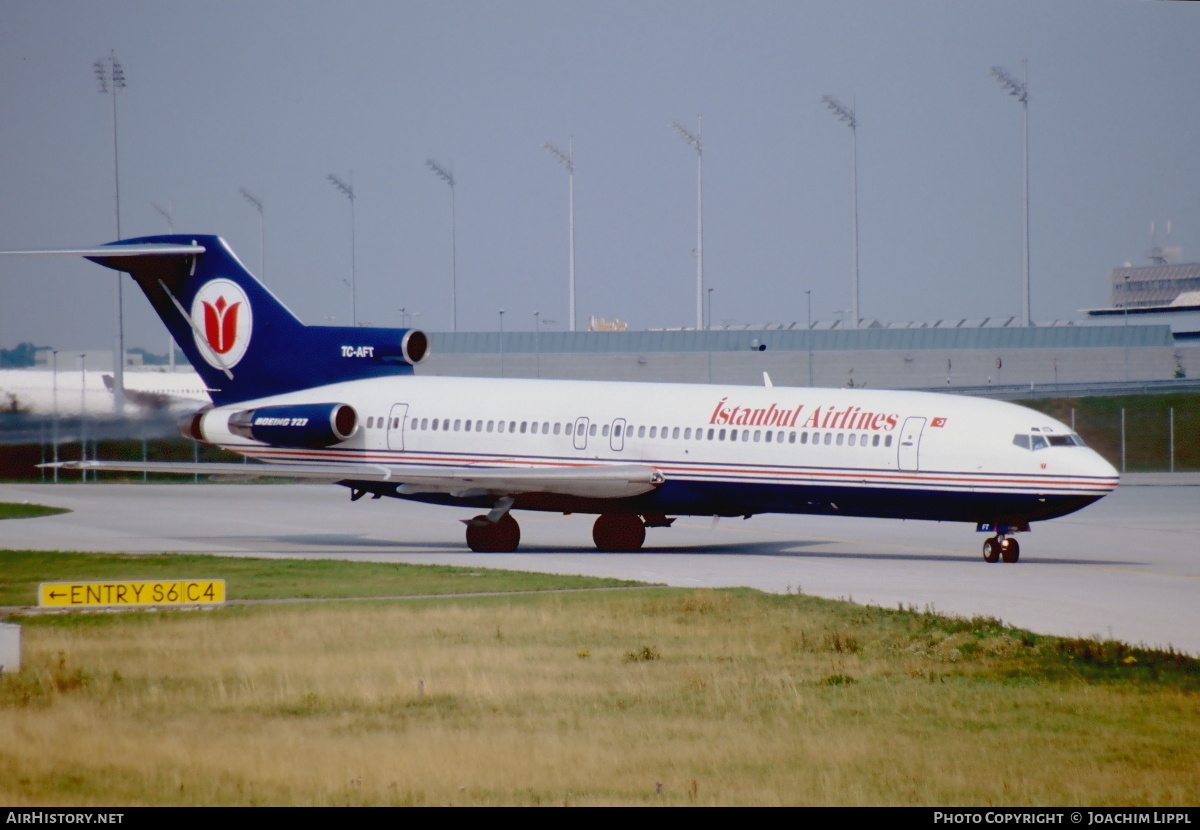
top-left (95, 51), bottom-right (128, 414)
top-left (152, 200), bottom-right (174, 232)
top-left (671, 116), bottom-right (704, 330)
top-left (239, 188), bottom-right (266, 283)
top-left (327, 173), bottom-right (357, 326)
top-left (426, 160), bottom-right (458, 332)
top-left (498, 309), bottom-right (505, 378)
top-left (533, 310), bottom-right (541, 378)
top-left (543, 139), bottom-right (577, 332)
top-left (821, 95), bottom-right (859, 330)
top-left (805, 289), bottom-right (813, 387)
top-left (991, 61), bottom-right (1031, 328)
top-left (151, 201), bottom-right (177, 369)
top-left (52, 350), bottom-right (59, 483)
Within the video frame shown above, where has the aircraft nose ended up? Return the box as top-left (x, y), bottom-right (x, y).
top-left (1082, 448), bottom-right (1120, 489)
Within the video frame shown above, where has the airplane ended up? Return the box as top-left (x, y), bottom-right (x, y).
top-left (0, 366), bottom-right (208, 417)
top-left (3, 234), bottom-right (1120, 562)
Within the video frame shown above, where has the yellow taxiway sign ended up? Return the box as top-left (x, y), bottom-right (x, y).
top-left (39, 580), bottom-right (226, 608)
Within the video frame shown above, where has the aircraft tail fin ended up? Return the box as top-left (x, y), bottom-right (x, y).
top-left (77, 235), bottom-right (428, 405)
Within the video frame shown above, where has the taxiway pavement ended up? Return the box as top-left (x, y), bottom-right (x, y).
top-left (1, 479), bottom-right (1197, 653)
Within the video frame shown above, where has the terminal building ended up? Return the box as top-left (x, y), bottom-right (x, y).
top-left (414, 244), bottom-right (1200, 394)
top-left (1082, 246), bottom-right (1200, 342)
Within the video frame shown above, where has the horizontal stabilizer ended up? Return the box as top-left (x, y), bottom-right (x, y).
top-left (42, 461), bottom-right (665, 499)
top-left (0, 243), bottom-right (205, 257)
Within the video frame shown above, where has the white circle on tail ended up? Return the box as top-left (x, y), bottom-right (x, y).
top-left (191, 279), bottom-right (253, 370)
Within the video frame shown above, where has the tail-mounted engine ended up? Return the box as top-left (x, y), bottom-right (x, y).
top-left (227, 402), bottom-right (359, 448)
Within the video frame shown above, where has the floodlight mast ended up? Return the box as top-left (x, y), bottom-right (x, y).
top-left (991, 60), bottom-right (1031, 328)
top-left (821, 95), bottom-right (859, 331)
top-left (426, 159), bottom-right (458, 333)
top-left (671, 116), bottom-right (704, 330)
top-left (95, 51), bottom-right (127, 414)
top-left (327, 173), bottom-right (357, 326)
top-left (239, 188), bottom-right (266, 283)
top-left (543, 138), bottom-right (577, 332)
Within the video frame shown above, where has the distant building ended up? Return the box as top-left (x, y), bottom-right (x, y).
top-left (1085, 247), bottom-right (1200, 340)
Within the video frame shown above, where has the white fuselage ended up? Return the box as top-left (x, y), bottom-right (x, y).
top-left (195, 375), bottom-right (1119, 524)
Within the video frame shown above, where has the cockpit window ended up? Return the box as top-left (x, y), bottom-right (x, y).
top-left (1048, 434), bottom-right (1084, 447)
top-left (1014, 432), bottom-right (1085, 450)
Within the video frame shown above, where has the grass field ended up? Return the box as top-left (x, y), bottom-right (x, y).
top-left (0, 503), bottom-right (69, 520)
top-left (1, 554), bottom-right (1197, 807)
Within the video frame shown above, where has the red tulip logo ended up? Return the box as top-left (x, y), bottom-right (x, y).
top-left (203, 295), bottom-right (241, 354)
top-left (191, 278), bottom-right (253, 370)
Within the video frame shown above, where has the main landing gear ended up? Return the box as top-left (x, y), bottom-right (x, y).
top-left (463, 506), bottom-right (667, 553)
top-left (981, 534), bottom-right (1020, 564)
top-left (465, 512), bottom-right (521, 552)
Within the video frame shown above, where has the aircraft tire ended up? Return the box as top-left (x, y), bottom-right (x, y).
top-left (1000, 537), bottom-right (1020, 563)
top-left (465, 513), bottom-right (521, 553)
top-left (982, 538), bottom-right (1001, 563)
top-left (592, 513), bottom-right (646, 552)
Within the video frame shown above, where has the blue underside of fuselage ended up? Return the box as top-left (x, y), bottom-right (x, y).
top-left (340, 478), bottom-right (1103, 526)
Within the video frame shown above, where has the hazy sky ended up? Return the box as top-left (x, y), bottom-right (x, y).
top-left (2, 0), bottom-right (1198, 353)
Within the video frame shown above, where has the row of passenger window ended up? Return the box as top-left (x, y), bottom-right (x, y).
top-left (391, 415), bottom-right (894, 448)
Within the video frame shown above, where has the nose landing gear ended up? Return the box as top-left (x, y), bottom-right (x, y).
top-left (982, 534), bottom-right (1020, 563)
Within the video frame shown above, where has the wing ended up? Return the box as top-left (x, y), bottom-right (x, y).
top-left (43, 460), bottom-right (664, 499)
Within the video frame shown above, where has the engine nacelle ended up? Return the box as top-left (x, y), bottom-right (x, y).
top-left (227, 402), bottom-right (358, 448)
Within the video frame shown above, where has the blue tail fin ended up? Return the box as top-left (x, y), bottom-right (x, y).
top-left (86, 235), bottom-right (428, 406)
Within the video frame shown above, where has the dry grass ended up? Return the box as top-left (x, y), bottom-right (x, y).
top-left (1, 590), bottom-right (1197, 806)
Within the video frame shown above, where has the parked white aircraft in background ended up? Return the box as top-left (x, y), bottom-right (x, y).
top-left (3, 235), bottom-right (1120, 561)
top-left (0, 367), bottom-right (208, 417)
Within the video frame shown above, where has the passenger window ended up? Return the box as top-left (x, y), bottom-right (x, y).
top-left (824, 433), bottom-right (832, 445)
top-left (707, 429), bottom-right (714, 440)
top-left (509, 421), bottom-right (517, 433)
top-left (788, 432), bottom-right (797, 444)
top-left (872, 434), bottom-right (880, 447)
top-left (432, 419), bottom-right (439, 431)
top-left (543, 422), bottom-right (550, 433)
top-left (420, 418), bottom-right (428, 430)
top-left (614, 424), bottom-right (622, 438)
top-left (848, 434), bottom-right (856, 446)
top-left (602, 424), bottom-right (610, 437)
top-left (520, 421), bottom-right (527, 434)
top-left (649, 427), bottom-right (657, 438)
top-left (589, 424), bottom-right (597, 436)
top-left (673, 427), bottom-right (680, 439)
top-left (553, 423), bottom-right (561, 435)
top-left (765, 431), bottom-right (773, 443)
top-left (638, 426), bottom-right (646, 438)
top-left (753, 430), bottom-right (761, 442)
top-left (837, 433), bottom-right (844, 446)
top-left (367, 417), bottom-right (374, 428)
top-left (454, 419), bottom-right (461, 431)
top-left (684, 428), bottom-right (692, 439)
top-left (465, 420), bottom-right (472, 432)
top-left (487, 421), bottom-right (494, 433)
top-left (476, 420), bottom-right (483, 432)
top-left (885, 435), bottom-right (893, 447)
top-left (576, 423), bottom-right (585, 436)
